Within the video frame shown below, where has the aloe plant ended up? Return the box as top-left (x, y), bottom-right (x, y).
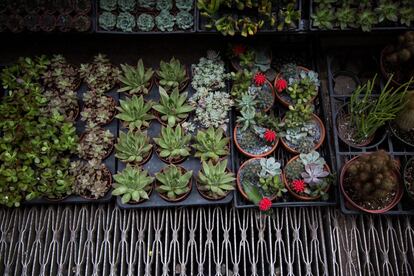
top-left (157, 57), bottom-right (187, 92)
top-left (197, 159), bottom-right (235, 199)
top-left (153, 126), bottom-right (191, 162)
top-left (118, 59), bottom-right (154, 95)
top-left (155, 165), bottom-right (192, 200)
top-left (193, 127), bottom-right (229, 162)
top-left (112, 166), bottom-right (154, 204)
top-left (115, 95), bottom-right (155, 130)
top-left (152, 86), bottom-right (195, 127)
top-left (115, 131), bottom-right (152, 164)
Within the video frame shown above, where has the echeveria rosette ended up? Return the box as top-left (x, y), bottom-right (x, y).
top-left (155, 10), bottom-right (175, 32)
top-left (118, 0), bottom-right (136, 12)
top-left (137, 13), bottom-right (155, 32)
top-left (100, 0), bottom-right (117, 11)
top-left (176, 10), bottom-right (193, 30)
top-left (175, 0), bottom-right (193, 11)
top-left (156, 0), bottom-right (172, 11)
top-left (116, 12), bottom-right (136, 32)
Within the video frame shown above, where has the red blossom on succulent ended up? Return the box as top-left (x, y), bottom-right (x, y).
top-left (264, 129), bottom-right (276, 142)
top-left (275, 78), bottom-right (288, 92)
top-left (258, 197), bottom-right (272, 211)
top-left (254, 72), bottom-right (266, 86)
top-left (292, 179), bottom-right (305, 193)
top-left (232, 44), bottom-right (246, 56)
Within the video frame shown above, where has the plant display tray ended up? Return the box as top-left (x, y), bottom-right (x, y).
top-left (23, 83), bottom-right (118, 205)
top-left (115, 66), bottom-right (234, 209)
top-left (326, 49), bottom-right (414, 215)
top-left (234, 41), bottom-right (338, 208)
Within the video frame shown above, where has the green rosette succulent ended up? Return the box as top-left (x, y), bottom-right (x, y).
top-left (99, 12), bottom-right (117, 31)
top-left (176, 11), bottom-right (193, 30)
top-left (137, 13), bottom-right (155, 32)
top-left (116, 12), bottom-right (136, 32)
top-left (156, 0), bottom-right (172, 11)
top-left (118, 0), bottom-right (136, 12)
top-left (155, 10), bottom-right (175, 31)
top-left (100, 0), bottom-right (117, 11)
top-left (175, 0), bottom-right (193, 11)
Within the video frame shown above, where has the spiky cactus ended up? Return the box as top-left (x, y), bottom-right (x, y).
top-left (395, 91), bottom-right (414, 131)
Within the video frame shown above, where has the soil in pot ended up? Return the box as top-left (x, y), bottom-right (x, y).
top-left (79, 129), bottom-right (114, 160)
top-left (333, 72), bottom-right (359, 95)
top-left (337, 113), bottom-right (374, 147)
top-left (404, 158), bottom-right (414, 200)
top-left (255, 81), bottom-right (274, 112)
top-left (235, 125), bottom-right (277, 157)
top-left (155, 166), bottom-right (192, 202)
top-left (389, 121), bottom-right (414, 147)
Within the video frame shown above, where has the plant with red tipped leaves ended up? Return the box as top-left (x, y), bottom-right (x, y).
top-left (254, 72), bottom-right (267, 86)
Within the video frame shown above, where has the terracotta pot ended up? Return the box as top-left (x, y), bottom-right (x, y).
top-left (79, 129), bottom-right (114, 161)
top-left (233, 123), bottom-right (279, 158)
top-left (155, 66), bottom-right (190, 92)
top-left (261, 79), bottom-right (275, 113)
top-left (236, 158), bottom-right (278, 203)
top-left (79, 165), bottom-right (112, 200)
top-left (280, 113), bottom-right (326, 155)
top-left (195, 170), bottom-right (232, 201)
top-left (380, 45), bottom-right (414, 89)
top-left (122, 146), bottom-right (153, 167)
top-left (340, 155), bottom-right (404, 214)
top-left (155, 146), bottom-right (188, 164)
top-left (283, 155), bottom-right (331, 201)
top-left (155, 166), bottom-right (192, 202)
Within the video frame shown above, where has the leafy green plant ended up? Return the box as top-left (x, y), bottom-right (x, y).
top-left (99, 11), bottom-right (117, 30)
top-left (113, 166), bottom-right (154, 204)
top-left (118, 59), bottom-right (154, 95)
top-left (312, 8), bottom-right (335, 30)
top-left (155, 165), bottom-right (192, 200)
top-left (116, 12), bottom-right (136, 32)
top-left (277, 3), bottom-right (300, 31)
top-left (215, 15), bottom-right (237, 36)
top-left (42, 54), bottom-right (79, 91)
top-left (356, 9), bottom-right (377, 32)
top-left (116, 95), bottom-right (155, 130)
top-left (375, 0), bottom-right (398, 23)
top-left (193, 127), bottom-right (229, 162)
top-left (157, 57), bottom-right (187, 92)
top-left (336, 5), bottom-right (355, 30)
top-left (152, 87), bottom-right (194, 127)
top-left (155, 10), bottom-right (175, 31)
top-left (400, 5), bottom-right (414, 27)
top-left (197, 160), bottom-right (235, 199)
top-left (230, 70), bottom-right (253, 98)
top-left (137, 13), bottom-right (155, 31)
top-left (176, 0), bottom-right (193, 11)
top-left (282, 103), bottom-right (313, 129)
top-left (153, 126), bottom-right (191, 162)
top-left (238, 17), bottom-right (262, 37)
top-left (115, 131), bottom-right (152, 164)
top-left (176, 10), bottom-right (194, 30)
top-left (78, 127), bottom-right (114, 160)
top-left (258, 157), bottom-right (286, 197)
top-left (81, 91), bottom-right (116, 127)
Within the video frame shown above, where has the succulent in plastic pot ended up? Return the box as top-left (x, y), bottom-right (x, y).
top-left (137, 0), bottom-right (155, 9)
top-left (115, 95), bottom-right (155, 131)
top-left (42, 54), bottom-right (80, 91)
top-left (118, 59), bottom-right (154, 95)
top-left (80, 91), bottom-right (117, 127)
top-left (197, 160), bottom-right (235, 200)
top-left (176, 10), bottom-right (193, 30)
top-left (154, 126), bottom-right (191, 164)
top-left (156, 0), bottom-right (172, 11)
top-left (24, 13), bottom-right (40, 32)
top-left (137, 13), bottom-right (155, 32)
top-left (118, 0), bottom-right (136, 12)
top-left (175, 0), bottom-right (193, 11)
top-left (115, 130), bottom-right (153, 166)
top-left (56, 14), bottom-right (73, 32)
top-left (113, 166), bottom-right (154, 204)
top-left (80, 54), bottom-right (120, 93)
top-left (100, 0), bottom-right (117, 11)
top-left (155, 10), bottom-right (175, 32)
top-left (155, 165), bottom-right (193, 202)
top-left (99, 11), bottom-right (117, 31)
top-left (193, 127), bottom-right (229, 163)
top-left (116, 11), bottom-right (136, 32)
top-left (78, 127), bottom-right (115, 160)
top-left (156, 57), bottom-right (188, 92)
top-left (73, 14), bottom-right (91, 32)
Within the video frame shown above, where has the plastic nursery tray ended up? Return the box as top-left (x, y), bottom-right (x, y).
top-left (234, 43), bottom-right (338, 208)
top-left (115, 65), bottom-right (234, 209)
top-left (326, 49), bottom-right (414, 215)
top-left (94, 0), bottom-right (197, 34)
top-left (309, 0), bottom-right (413, 32)
top-left (23, 82), bottom-right (118, 205)
top-left (196, 0), bottom-right (305, 34)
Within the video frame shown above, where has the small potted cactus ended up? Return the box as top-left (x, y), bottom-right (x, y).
top-left (197, 160), bottom-right (235, 200)
top-left (70, 160), bottom-right (112, 200)
top-left (156, 57), bottom-right (189, 92)
top-left (80, 90), bottom-right (117, 127)
top-left (78, 127), bottom-right (115, 160)
top-left (404, 157), bottom-right (414, 201)
top-left (152, 87), bottom-right (195, 127)
top-left (113, 166), bottom-right (154, 204)
top-left (154, 126), bottom-right (191, 164)
top-left (237, 157), bottom-right (286, 205)
top-left (340, 150), bottom-right (403, 213)
top-left (283, 151), bottom-right (333, 201)
top-left (155, 164), bottom-right (193, 202)
top-left (274, 64), bottom-right (319, 107)
top-left (390, 90), bottom-right (414, 147)
top-left (193, 127), bottom-right (229, 163)
top-left (116, 95), bottom-right (155, 131)
top-left (118, 59), bottom-right (154, 95)
top-left (80, 54), bottom-right (120, 94)
top-left (115, 131), bottom-right (153, 166)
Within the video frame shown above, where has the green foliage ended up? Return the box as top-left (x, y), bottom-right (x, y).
top-left (116, 12), bottom-right (136, 32)
top-left (42, 54), bottom-right (79, 91)
top-left (81, 91), bottom-right (115, 127)
top-left (70, 160), bottom-right (110, 199)
top-left (193, 127), bottom-right (229, 162)
top-left (176, 11), bottom-right (194, 30)
top-left (115, 131), bottom-right (152, 163)
top-left (257, 157), bottom-right (286, 197)
top-left (154, 126), bottom-right (191, 161)
top-left (113, 166), bottom-right (154, 203)
top-left (283, 103), bottom-right (314, 129)
top-left (277, 3), bottom-right (300, 31)
top-left (197, 0), bottom-right (221, 17)
top-left (155, 165), bottom-right (192, 199)
top-left (152, 87), bottom-right (194, 127)
top-left (197, 160), bottom-right (235, 198)
top-left (230, 70), bottom-right (253, 98)
top-left (156, 0), bottom-right (172, 11)
top-left (355, 9), bottom-right (377, 32)
top-left (116, 95), bottom-right (155, 130)
top-left (312, 7), bottom-right (335, 30)
top-left (100, 0), bottom-right (117, 11)
top-left (375, 0), bottom-right (398, 23)
top-left (237, 108), bottom-right (256, 131)
top-left (137, 13), bottom-right (155, 32)
top-left (118, 59), bottom-right (154, 95)
top-left (335, 5), bottom-right (355, 30)
top-left (157, 57), bottom-right (187, 92)
top-left (118, 0), bottom-right (136, 12)
top-left (236, 93), bottom-right (257, 113)
top-left (155, 10), bottom-right (175, 31)
top-left (176, 0), bottom-right (193, 11)
top-left (215, 15), bottom-right (237, 36)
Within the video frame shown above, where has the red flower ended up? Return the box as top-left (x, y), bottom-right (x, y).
top-left (292, 179), bottom-right (305, 193)
top-left (264, 129), bottom-right (276, 142)
top-left (275, 78), bottom-right (287, 92)
top-left (232, 44), bottom-right (246, 56)
top-left (258, 197), bottom-right (272, 211)
top-left (254, 72), bottom-right (267, 86)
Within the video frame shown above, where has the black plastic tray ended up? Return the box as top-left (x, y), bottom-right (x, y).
top-left (23, 82), bottom-right (118, 205)
top-left (234, 41), bottom-right (338, 208)
top-left (326, 49), bottom-right (414, 215)
top-left (115, 65), bottom-right (234, 209)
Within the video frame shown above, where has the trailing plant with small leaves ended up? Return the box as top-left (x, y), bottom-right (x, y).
top-left (78, 127), bottom-right (114, 160)
top-left (99, 11), bottom-right (117, 30)
top-left (157, 57), bottom-right (187, 92)
top-left (193, 127), bottom-right (229, 162)
top-left (155, 10), bottom-right (175, 31)
top-left (113, 166), bottom-right (154, 204)
top-left (115, 131), bottom-right (152, 164)
top-left (116, 95), bottom-right (155, 130)
top-left (118, 59), bottom-right (154, 95)
top-left (137, 13), bottom-right (155, 31)
top-left (153, 126), bottom-right (191, 161)
top-left (197, 160), bottom-right (235, 199)
top-left (155, 165), bottom-right (192, 199)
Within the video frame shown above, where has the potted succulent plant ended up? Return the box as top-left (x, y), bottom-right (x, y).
top-left (80, 54), bottom-right (120, 94)
top-left (75, 0), bottom-right (92, 14)
top-left (283, 151), bottom-right (333, 201)
top-left (58, 0), bottom-right (74, 14)
top-left (274, 63), bottom-right (320, 107)
top-left (118, 0), bottom-right (136, 12)
top-left (336, 75), bottom-right (410, 148)
top-left (155, 10), bottom-right (175, 31)
top-left (152, 86), bottom-right (194, 127)
top-left (237, 157), bottom-right (286, 204)
top-left (279, 103), bottom-right (325, 154)
top-left (115, 131), bottom-right (153, 166)
top-left (154, 126), bottom-right (191, 164)
top-left (228, 45), bottom-right (272, 73)
top-left (112, 165), bottom-right (154, 204)
top-left (116, 95), bottom-right (155, 130)
top-left (176, 10), bottom-right (194, 30)
top-left (116, 11), bottom-right (136, 32)
top-left (80, 90), bottom-right (117, 127)
top-left (390, 91), bottom-right (414, 147)
top-left (404, 157), bottom-right (414, 201)
top-left (155, 164), bottom-right (193, 202)
top-left (73, 14), bottom-right (91, 32)
top-left (99, 11), bottom-right (117, 31)
top-left (70, 159), bottom-right (112, 200)
top-left (78, 126), bottom-right (115, 160)
top-left (176, 0), bottom-right (193, 11)
top-left (156, 57), bottom-right (189, 92)
top-left (137, 13), bottom-right (155, 32)
top-left (118, 59), bottom-right (154, 95)
top-left (340, 150), bottom-right (403, 213)
top-left (193, 127), bottom-right (229, 163)
top-left (56, 14), bottom-right (73, 32)
top-left (43, 89), bottom-right (79, 122)
top-left (197, 160), bottom-right (235, 200)
top-left (42, 55), bottom-right (80, 91)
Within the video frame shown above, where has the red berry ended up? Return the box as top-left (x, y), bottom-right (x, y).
top-left (275, 78), bottom-right (288, 92)
top-left (264, 129), bottom-right (276, 142)
top-left (292, 179), bottom-right (305, 193)
top-left (254, 72), bottom-right (266, 86)
top-left (258, 197), bottom-right (272, 211)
